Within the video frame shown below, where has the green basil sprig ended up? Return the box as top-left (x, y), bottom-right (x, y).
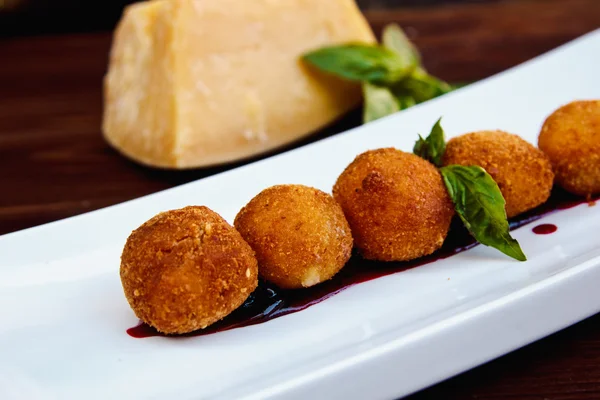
top-left (382, 24), bottom-right (454, 103)
top-left (303, 44), bottom-right (413, 86)
top-left (302, 24), bottom-right (459, 124)
top-left (379, 24), bottom-right (426, 113)
top-left (362, 83), bottom-right (400, 123)
top-left (413, 117), bottom-right (445, 167)
top-left (381, 23), bottom-right (420, 73)
top-left (414, 119), bottom-right (527, 262)
top-left (440, 165), bottom-right (527, 261)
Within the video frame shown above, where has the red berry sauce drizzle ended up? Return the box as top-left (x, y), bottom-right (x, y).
top-left (127, 188), bottom-right (598, 339)
top-left (532, 224), bottom-right (558, 235)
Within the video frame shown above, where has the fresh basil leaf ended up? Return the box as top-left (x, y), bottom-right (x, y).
top-left (362, 83), bottom-right (400, 123)
top-left (427, 118), bottom-right (446, 166)
top-left (413, 135), bottom-right (428, 159)
top-left (440, 165), bottom-right (527, 262)
top-left (303, 44), bottom-right (411, 85)
top-left (412, 118), bottom-right (446, 167)
top-left (396, 94), bottom-right (417, 110)
top-left (388, 66), bottom-right (454, 107)
top-left (399, 69), bottom-right (452, 102)
top-left (382, 23), bottom-right (420, 72)
top-left (449, 82), bottom-right (470, 90)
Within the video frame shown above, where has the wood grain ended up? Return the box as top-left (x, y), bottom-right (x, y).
top-left (0, 0), bottom-right (503, 37)
top-left (0, 0), bottom-right (599, 398)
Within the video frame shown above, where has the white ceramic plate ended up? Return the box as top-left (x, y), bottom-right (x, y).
top-left (1, 30), bottom-right (600, 400)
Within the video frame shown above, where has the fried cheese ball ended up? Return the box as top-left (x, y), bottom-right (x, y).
top-left (120, 206), bottom-right (258, 334)
top-left (234, 185), bottom-right (353, 289)
top-left (538, 100), bottom-right (600, 197)
top-left (442, 130), bottom-right (554, 218)
top-left (333, 148), bottom-right (454, 262)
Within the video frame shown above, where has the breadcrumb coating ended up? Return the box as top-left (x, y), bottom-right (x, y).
top-left (443, 130), bottom-right (554, 218)
top-left (333, 148), bottom-right (454, 262)
top-left (120, 206), bottom-right (258, 334)
top-left (538, 100), bottom-right (600, 197)
top-left (234, 185), bottom-right (353, 289)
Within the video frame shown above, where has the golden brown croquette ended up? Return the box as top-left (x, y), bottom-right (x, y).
top-left (333, 148), bottom-right (454, 262)
top-left (538, 100), bottom-right (600, 197)
top-left (442, 130), bottom-right (554, 218)
top-left (120, 206), bottom-right (258, 334)
top-left (234, 185), bottom-right (353, 289)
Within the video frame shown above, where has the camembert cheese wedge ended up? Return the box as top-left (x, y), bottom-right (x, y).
top-left (103, 0), bottom-right (375, 168)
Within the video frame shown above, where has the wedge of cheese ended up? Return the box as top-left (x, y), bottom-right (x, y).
top-left (102, 0), bottom-right (376, 169)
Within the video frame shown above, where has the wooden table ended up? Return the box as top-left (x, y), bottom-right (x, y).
top-left (1, 0), bottom-right (599, 398)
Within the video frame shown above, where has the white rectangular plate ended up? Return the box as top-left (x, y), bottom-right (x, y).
top-left (1, 30), bottom-right (600, 400)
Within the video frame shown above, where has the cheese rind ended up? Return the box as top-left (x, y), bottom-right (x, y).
top-left (103, 0), bottom-right (375, 169)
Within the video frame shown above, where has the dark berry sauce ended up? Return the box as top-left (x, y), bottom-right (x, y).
top-left (532, 224), bottom-right (558, 235)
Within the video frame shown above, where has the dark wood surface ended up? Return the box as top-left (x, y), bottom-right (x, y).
top-left (1, 0), bottom-right (599, 398)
